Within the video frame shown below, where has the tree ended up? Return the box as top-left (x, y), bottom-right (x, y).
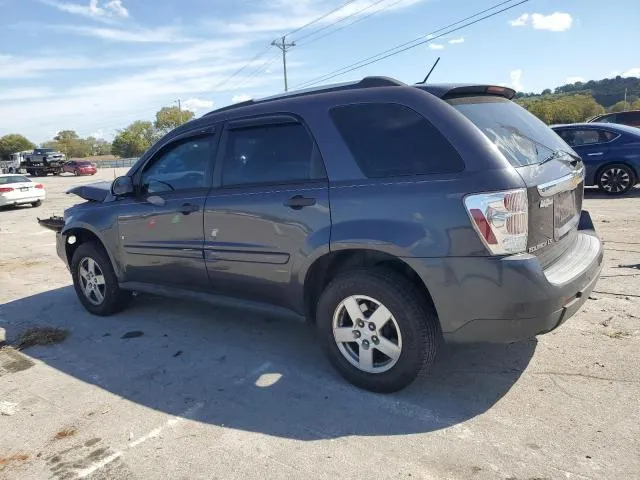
top-left (54, 130), bottom-right (80, 157)
top-left (0, 134), bottom-right (36, 160)
top-left (154, 106), bottom-right (194, 135)
top-left (112, 121), bottom-right (156, 157)
top-left (609, 101), bottom-right (629, 113)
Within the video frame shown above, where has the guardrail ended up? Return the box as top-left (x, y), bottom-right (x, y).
top-left (93, 158), bottom-right (139, 168)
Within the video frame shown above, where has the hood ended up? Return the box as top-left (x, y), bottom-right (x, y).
top-left (67, 181), bottom-right (112, 202)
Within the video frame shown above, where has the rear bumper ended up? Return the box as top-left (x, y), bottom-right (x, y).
top-left (0, 193), bottom-right (46, 206)
top-left (404, 211), bottom-right (604, 343)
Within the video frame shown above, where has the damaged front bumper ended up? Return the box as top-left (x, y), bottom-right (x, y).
top-left (37, 216), bottom-right (65, 233)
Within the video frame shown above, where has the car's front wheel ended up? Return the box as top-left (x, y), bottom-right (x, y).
top-left (597, 163), bottom-right (636, 195)
top-left (71, 242), bottom-right (132, 316)
top-left (317, 268), bottom-right (440, 393)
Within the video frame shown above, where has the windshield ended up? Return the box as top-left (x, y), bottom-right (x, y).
top-left (448, 96), bottom-right (571, 167)
top-left (35, 148), bottom-right (54, 154)
top-left (0, 175), bottom-right (31, 184)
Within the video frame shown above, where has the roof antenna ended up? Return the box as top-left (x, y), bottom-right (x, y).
top-left (420, 57), bottom-right (441, 84)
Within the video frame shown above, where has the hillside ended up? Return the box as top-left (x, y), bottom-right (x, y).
top-left (516, 76), bottom-right (640, 107)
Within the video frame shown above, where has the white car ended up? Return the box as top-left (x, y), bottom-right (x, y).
top-left (0, 174), bottom-right (46, 208)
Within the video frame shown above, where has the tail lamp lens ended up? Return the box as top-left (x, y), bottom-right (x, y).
top-left (464, 189), bottom-right (528, 255)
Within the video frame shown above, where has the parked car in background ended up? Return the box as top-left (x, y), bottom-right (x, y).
top-left (63, 160), bottom-right (97, 176)
top-left (588, 110), bottom-right (640, 128)
top-left (552, 123), bottom-right (640, 195)
top-left (44, 77), bottom-right (603, 392)
top-left (0, 174), bottom-right (45, 208)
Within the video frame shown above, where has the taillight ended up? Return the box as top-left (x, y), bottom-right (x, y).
top-left (0, 187), bottom-right (14, 193)
top-left (464, 189), bottom-right (528, 255)
top-left (35, 184), bottom-right (44, 189)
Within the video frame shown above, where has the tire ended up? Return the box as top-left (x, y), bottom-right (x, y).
top-left (317, 268), bottom-right (440, 393)
top-left (31, 200), bottom-right (42, 207)
top-left (74, 170), bottom-right (79, 176)
top-left (597, 163), bottom-right (636, 195)
top-left (70, 241), bottom-right (132, 316)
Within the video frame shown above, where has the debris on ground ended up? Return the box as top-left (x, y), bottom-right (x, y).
top-left (54, 428), bottom-right (77, 440)
top-left (0, 401), bottom-right (18, 416)
top-left (16, 327), bottom-right (68, 350)
top-left (121, 331), bottom-right (144, 339)
top-left (604, 330), bottom-right (632, 339)
top-left (0, 453), bottom-right (29, 470)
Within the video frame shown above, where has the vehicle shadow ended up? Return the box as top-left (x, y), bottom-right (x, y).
top-left (1, 287), bottom-right (537, 440)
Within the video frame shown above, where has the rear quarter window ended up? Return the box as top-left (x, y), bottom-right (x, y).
top-left (330, 103), bottom-right (464, 178)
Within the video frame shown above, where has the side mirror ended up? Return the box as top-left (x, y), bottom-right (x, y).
top-left (112, 176), bottom-right (134, 196)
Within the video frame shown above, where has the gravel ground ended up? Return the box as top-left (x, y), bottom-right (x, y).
top-left (1, 169), bottom-right (639, 480)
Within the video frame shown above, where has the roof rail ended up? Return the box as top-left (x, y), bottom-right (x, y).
top-left (203, 76), bottom-right (404, 117)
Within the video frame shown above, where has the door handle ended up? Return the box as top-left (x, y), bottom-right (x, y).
top-left (284, 195), bottom-right (316, 210)
top-left (180, 203), bottom-right (200, 215)
top-left (587, 152), bottom-right (604, 156)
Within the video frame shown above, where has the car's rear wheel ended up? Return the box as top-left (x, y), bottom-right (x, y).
top-left (71, 242), bottom-right (132, 316)
top-left (31, 200), bottom-right (42, 207)
top-left (597, 163), bottom-right (636, 195)
top-left (317, 268), bottom-right (440, 393)
top-left (74, 170), bottom-right (79, 176)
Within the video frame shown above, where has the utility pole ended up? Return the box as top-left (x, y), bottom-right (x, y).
top-left (624, 88), bottom-right (628, 111)
top-left (175, 99), bottom-right (182, 122)
top-left (271, 36), bottom-right (296, 92)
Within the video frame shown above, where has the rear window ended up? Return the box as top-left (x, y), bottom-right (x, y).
top-left (330, 103), bottom-right (464, 178)
top-left (448, 96), bottom-right (570, 167)
top-left (0, 175), bottom-right (31, 184)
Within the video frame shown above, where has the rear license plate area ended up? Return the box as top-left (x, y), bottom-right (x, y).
top-left (20, 187), bottom-right (29, 192)
top-left (554, 189), bottom-right (579, 239)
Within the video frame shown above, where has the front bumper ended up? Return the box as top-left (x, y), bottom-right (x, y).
top-left (405, 211), bottom-right (604, 343)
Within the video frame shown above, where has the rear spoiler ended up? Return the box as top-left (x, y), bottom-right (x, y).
top-left (415, 84), bottom-right (516, 100)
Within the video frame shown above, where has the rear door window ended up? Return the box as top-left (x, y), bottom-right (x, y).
top-left (330, 103), bottom-right (464, 178)
top-left (559, 129), bottom-right (612, 147)
top-left (448, 96), bottom-right (571, 167)
top-left (221, 121), bottom-right (325, 187)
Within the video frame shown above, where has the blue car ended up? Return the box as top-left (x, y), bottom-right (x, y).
top-left (552, 123), bottom-right (640, 195)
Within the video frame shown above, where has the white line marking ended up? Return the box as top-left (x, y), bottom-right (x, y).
top-left (234, 361), bottom-right (272, 385)
top-left (76, 402), bottom-right (204, 478)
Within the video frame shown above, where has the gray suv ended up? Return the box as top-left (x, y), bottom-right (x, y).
top-left (54, 77), bottom-right (603, 392)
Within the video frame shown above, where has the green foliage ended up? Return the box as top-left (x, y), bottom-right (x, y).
top-left (609, 101), bottom-right (630, 113)
top-left (43, 131), bottom-right (111, 158)
top-left (0, 134), bottom-right (36, 159)
top-left (516, 94), bottom-right (605, 124)
top-left (111, 121), bottom-right (157, 158)
top-left (154, 106), bottom-right (195, 135)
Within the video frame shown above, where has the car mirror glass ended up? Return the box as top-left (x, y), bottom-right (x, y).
top-left (111, 176), bottom-right (134, 196)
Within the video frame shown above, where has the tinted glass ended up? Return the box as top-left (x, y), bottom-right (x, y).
top-left (222, 122), bottom-right (322, 186)
top-left (560, 129), bottom-right (608, 147)
top-left (141, 136), bottom-right (213, 193)
top-left (331, 103), bottom-right (463, 178)
top-left (597, 114), bottom-right (616, 123)
top-left (0, 175), bottom-right (31, 184)
top-left (449, 96), bottom-right (570, 167)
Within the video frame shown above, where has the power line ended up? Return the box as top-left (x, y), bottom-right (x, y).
top-left (209, 43), bottom-right (273, 92)
top-left (232, 54), bottom-right (280, 91)
top-left (296, 0), bottom-right (408, 47)
top-left (284, 0), bottom-right (361, 37)
top-left (295, 0), bottom-right (527, 89)
top-left (293, 0), bottom-right (389, 45)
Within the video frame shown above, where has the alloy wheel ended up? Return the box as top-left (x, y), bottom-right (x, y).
top-left (78, 257), bottom-right (106, 305)
top-left (332, 295), bottom-right (402, 374)
top-left (600, 167), bottom-right (631, 193)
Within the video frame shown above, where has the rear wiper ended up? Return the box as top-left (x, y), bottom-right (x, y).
top-left (540, 149), bottom-right (581, 166)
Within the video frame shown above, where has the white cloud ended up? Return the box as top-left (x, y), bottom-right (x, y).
top-left (90, 129), bottom-right (106, 139)
top-left (509, 12), bottom-right (572, 31)
top-left (41, 0), bottom-right (129, 23)
top-left (183, 98), bottom-right (214, 111)
top-left (232, 94), bottom-right (253, 104)
top-left (448, 37), bottom-right (464, 44)
top-left (623, 67), bottom-right (640, 77)
top-left (509, 13), bottom-right (529, 27)
top-left (608, 71), bottom-right (620, 78)
top-left (510, 69), bottom-right (524, 91)
top-left (428, 43), bottom-right (444, 50)
top-left (531, 12), bottom-right (572, 31)
top-left (57, 25), bottom-right (193, 43)
top-left (566, 76), bottom-right (585, 84)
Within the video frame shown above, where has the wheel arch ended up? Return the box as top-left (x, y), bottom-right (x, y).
top-left (62, 225), bottom-right (121, 278)
top-left (303, 248), bottom-right (438, 324)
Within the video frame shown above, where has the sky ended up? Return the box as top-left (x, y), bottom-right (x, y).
top-left (1, 0), bottom-right (639, 144)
